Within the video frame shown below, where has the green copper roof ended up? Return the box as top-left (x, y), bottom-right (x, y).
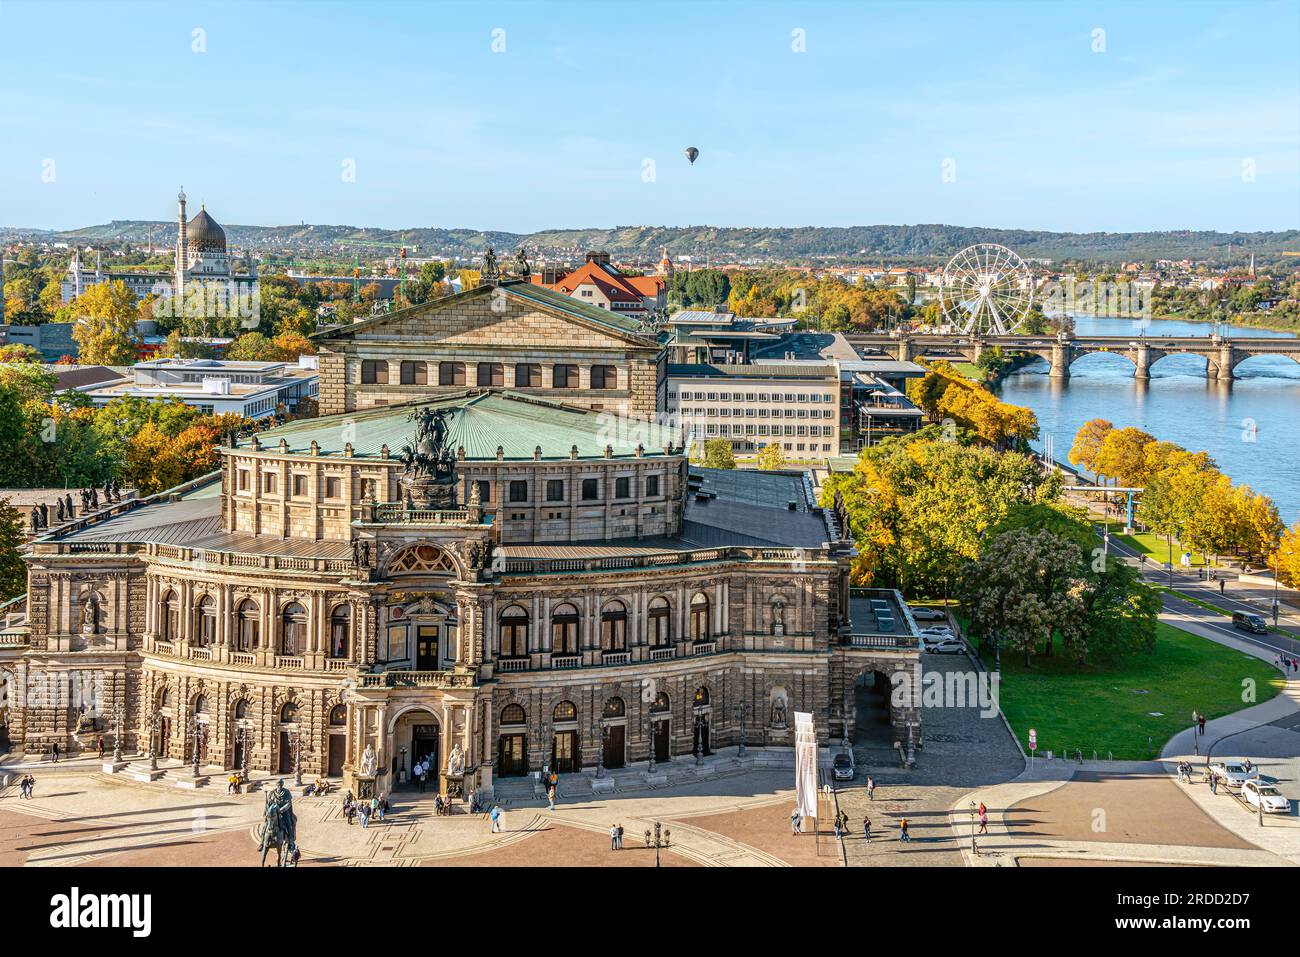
top-left (245, 391), bottom-right (682, 461)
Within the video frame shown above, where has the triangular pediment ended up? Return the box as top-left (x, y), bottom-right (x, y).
top-left (314, 281), bottom-right (655, 351)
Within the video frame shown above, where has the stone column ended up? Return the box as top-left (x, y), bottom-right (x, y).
top-left (1049, 342), bottom-right (1072, 379)
top-left (1133, 342), bottom-right (1151, 380)
top-left (1217, 343), bottom-right (1235, 382)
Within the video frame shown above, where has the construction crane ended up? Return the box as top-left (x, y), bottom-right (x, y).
top-left (336, 241), bottom-right (419, 300)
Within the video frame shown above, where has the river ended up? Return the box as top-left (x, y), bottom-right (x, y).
top-left (996, 316), bottom-right (1300, 523)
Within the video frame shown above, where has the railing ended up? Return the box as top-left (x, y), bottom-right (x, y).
top-left (154, 640), bottom-right (175, 656)
top-left (231, 651), bottom-right (256, 666)
top-left (274, 656), bottom-right (304, 670)
top-left (497, 657), bottom-right (529, 673)
top-left (0, 633), bottom-right (29, 648)
top-left (189, 646), bottom-right (212, 661)
top-left (326, 658), bottom-right (352, 672)
top-left (550, 655), bottom-right (582, 670)
top-left (359, 670), bottom-right (476, 689)
top-left (648, 646), bottom-right (674, 661)
top-left (601, 651), bottom-right (630, 665)
top-left (846, 635), bottom-right (918, 650)
top-left (691, 641), bottom-right (717, 656)
top-left (498, 544), bottom-right (826, 577)
top-left (372, 505), bottom-right (474, 525)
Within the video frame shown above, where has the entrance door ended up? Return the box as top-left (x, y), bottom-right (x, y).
top-left (327, 735), bottom-right (346, 777)
top-left (416, 627), bottom-right (439, 670)
top-left (653, 719), bottom-right (670, 762)
top-left (498, 734), bottom-right (527, 777)
top-left (278, 731), bottom-right (294, 773)
top-left (158, 717), bottom-right (171, 759)
top-left (232, 733), bottom-right (244, 771)
top-left (604, 725), bottom-right (625, 769)
top-left (412, 724), bottom-right (440, 774)
top-left (693, 715), bottom-right (710, 755)
top-left (553, 731), bottom-right (579, 773)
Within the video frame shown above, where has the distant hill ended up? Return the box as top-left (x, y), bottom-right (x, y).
top-left (5, 219), bottom-right (1298, 266)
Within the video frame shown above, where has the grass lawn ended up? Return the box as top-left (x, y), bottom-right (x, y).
top-left (1114, 531), bottom-right (1214, 567)
top-left (996, 622), bottom-right (1283, 760)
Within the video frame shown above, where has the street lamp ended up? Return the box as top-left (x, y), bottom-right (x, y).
top-left (111, 701), bottom-right (123, 764)
top-left (147, 709), bottom-right (161, 770)
top-left (189, 715), bottom-right (203, 777)
top-left (968, 800), bottom-right (978, 856)
top-left (238, 724), bottom-right (251, 783)
top-left (290, 727), bottom-right (303, 787)
top-left (596, 724), bottom-right (606, 779)
top-left (734, 701), bottom-right (748, 757)
top-left (693, 713), bottom-right (704, 766)
top-left (643, 821), bottom-right (672, 867)
top-left (646, 711), bottom-right (656, 773)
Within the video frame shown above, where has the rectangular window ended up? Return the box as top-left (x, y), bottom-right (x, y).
top-left (645, 475), bottom-right (660, 497)
top-left (552, 364), bottom-right (579, 389)
top-left (262, 472), bottom-right (277, 494)
top-left (474, 479), bottom-right (491, 503)
top-left (438, 362), bottom-right (465, 386)
top-left (590, 365), bottom-right (617, 390)
top-left (292, 474), bottom-right (308, 497)
top-left (546, 479), bottom-right (565, 501)
top-left (237, 470), bottom-right (249, 491)
top-left (581, 478), bottom-right (599, 500)
top-left (325, 476), bottom-right (341, 498)
top-left (615, 477), bottom-right (631, 499)
top-left (400, 361), bottom-right (427, 385)
top-left (508, 480), bottom-right (528, 503)
top-left (477, 362), bottom-right (504, 387)
top-left (515, 363), bottom-right (542, 388)
top-left (386, 625), bottom-right (407, 662)
top-left (360, 359), bottom-right (387, 384)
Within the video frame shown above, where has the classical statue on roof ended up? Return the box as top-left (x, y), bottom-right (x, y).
top-left (512, 247), bottom-right (530, 279)
top-left (480, 246), bottom-right (499, 284)
top-left (397, 406), bottom-right (458, 508)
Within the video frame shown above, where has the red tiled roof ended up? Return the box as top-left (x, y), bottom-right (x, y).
top-left (536, 260), bottom-right (663, 303)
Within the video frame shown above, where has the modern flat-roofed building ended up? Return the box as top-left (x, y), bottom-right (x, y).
top-left (82, 356), bottom-right (320, 417)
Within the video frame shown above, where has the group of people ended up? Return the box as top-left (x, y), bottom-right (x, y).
top-left (1175, 760), bottom-right (1198, 783)
top-left (14, 775), bottom-right (36, 799)
top-left (1276, 655), bottom-right (1300, 674)
top-left (1191, 710), bottom-right (1207, 736)
top-left (342, 791), bottom-right (390, 827)
top-left (608, 823), bottom-right (625, 849)
top-left (412, 758), bottom-right (433, 791)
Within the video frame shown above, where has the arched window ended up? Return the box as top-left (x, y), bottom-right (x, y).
top-left (550, 603), bottom-right (579, 656)
top-left (600, 600), bottom-right (627, 652)
top-left (280, 602), bottom-right (307, 656)
top-left (234, 700), bottom-right (250, 721)
top-left (499, 605), bottom-right (529, 658)
top-left (690, 592), bottom-right (710, 641)
top-left (651, 692), bottom-right (670, 713)
top-left (553, 700), bottom-right (577, 722)
top-left (329, 704), bottom-right (347, 726)
top-left (196, 595), bottom-right (216, 646)
top-left (194, 694), bottom-right (208, 715)
top-left (159, 688), bottom-right (172, 709)
top-left (329, 605), bottom-right (351, 659)
top-left (160, 589), bottom-right (180, 642)
top-left (438, 361), bottom-right (465, 386)
top-left (603, 697), bottom-right (626, 719)
top-left (280, 701), bottom-right (299, 723)
top-left (648, 597), bottom-right (671, 647)
top-left (501, 703), bottom-right (526, 726)
top-left (236, 599), bottom-right (259, 651)
top-left (694, 686), bottom-right (710, 707)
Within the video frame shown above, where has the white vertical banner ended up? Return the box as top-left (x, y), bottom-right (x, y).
top-left (794, 711), bottom-right (818, 820)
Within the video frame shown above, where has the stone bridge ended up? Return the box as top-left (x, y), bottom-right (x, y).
top-left (846, 333), bottom-right (1300, 381)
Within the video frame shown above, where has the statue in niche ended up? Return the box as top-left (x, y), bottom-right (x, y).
top-left (770, 691), bottom-right (788, 729)
top-left (359, 743), bottom-right (378, 777)
top-left (80, 593), bottom-right (99, 635)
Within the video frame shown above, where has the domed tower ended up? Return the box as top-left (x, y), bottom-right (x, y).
top-left (182, 202), bottom-right (230, 279)
top-left (657, 246), bottom-right (674, 278)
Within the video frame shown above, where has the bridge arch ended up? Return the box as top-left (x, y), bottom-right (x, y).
top-left (1231, 352), bottom-right (1300, 379)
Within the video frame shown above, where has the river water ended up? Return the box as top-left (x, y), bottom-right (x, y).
top-left (996, 316), bottom-right (1300, 523)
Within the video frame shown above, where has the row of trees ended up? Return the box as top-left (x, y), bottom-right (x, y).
top-left (909, 360), bottom-right (1039, 449)
top-left (0, 354), bottom-right (251, 492)
top-left (1068, 418), bottom-right (1284, 563)
top-left (822, 427), bottom-right (1159, 664)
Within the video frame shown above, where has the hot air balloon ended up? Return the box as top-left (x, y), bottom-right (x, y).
top-left (684, 147), bottom-right (699, 165)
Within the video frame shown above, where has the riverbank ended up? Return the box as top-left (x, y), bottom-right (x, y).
top-left (1150, 309), bottom-right (1299, 335)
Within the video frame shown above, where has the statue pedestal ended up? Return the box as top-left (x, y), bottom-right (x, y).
top-left (767, 727), bottom-right (791, 745)
top-left (174, 771), bottom-right (210, 790)
top-left (101, 759), bottom-right (129, 774)
top-left (441, 772), bottom-right (465, 803)
top-left (128, 763), bottom-right (166, 782)
top-left (354, 774), bottom-right (377, 801)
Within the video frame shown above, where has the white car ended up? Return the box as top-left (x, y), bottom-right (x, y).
top-left (923, 636), bottom-right (965, 655)
top-left (1209, 761), bottom-right (1259, 789)
top-left (920, 626), bottom-right (954, 637)
top-left (909, 607), bottom-right (948, 622)
top-left (1242, 780), bottom-right (1290, 814)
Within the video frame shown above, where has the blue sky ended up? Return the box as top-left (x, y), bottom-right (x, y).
top-left (3, 0), bottom-right (1297, 233)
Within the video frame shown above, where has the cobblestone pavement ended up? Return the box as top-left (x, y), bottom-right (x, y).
top-left (835, 653), bottom-right (1026, 867)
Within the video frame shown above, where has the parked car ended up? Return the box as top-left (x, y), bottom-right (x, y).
top-left (1241, 779), bottom-right (1290, 814)
top-left (909, 606), bottom-right (948, 622)
top-left (1232, 611), bottom-right (1268, 635)
top-left (920, 626), bottom-right (954, 638)
top-left (831, 752), bottom-right (855, 781)
top-left (1208, 760), bottom-right (1259, 789)
top-left (926, 637), bottom-right (965, 655)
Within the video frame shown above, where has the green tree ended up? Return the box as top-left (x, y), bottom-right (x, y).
top-left (71, 280), bottom-right (139, 365)
top-left (0, 497), bottom-right (26, 600)
top-left (756, 443), bottom-right (788, 471)
top-left (701, 438), bottom-right (736, 470)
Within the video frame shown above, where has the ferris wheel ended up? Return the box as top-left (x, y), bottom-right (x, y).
top-left (939, 243), bottom-right (1034, 335)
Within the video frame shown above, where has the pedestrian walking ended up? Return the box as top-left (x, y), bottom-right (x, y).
top-left (97, 736), bottom-right (105, 759)
top-left (834, 817), bottom-right (843, 840)
top-left (616, 823), bottom-right (624, 849)
top-left (978, 802), bottom-right (988, 835)
top-left (490, 805), bottom-right (504, 833)
top-left (547, 786), bottom-right (556, 811)
top-left (610, 824), bottom-right (618, 850)
top-left (790, 808), bottom-right (802, 835)
top-left (1198, 714), bottom-right (1206, 736)
top-left (359, 803), bottom-right (371, 828)
top-left (899, 818), bottom-right (910, 842)
top-left (1210, 772), bottom-right (1218, 794)
top-left (866, 776), bottom-right (875, 801)
top-left (862, 816), bottom-right (872, 842)
top-left (1219, 579), bottom-right (1226, 596)
top-left (51, 742), bottom-right (59, 763)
